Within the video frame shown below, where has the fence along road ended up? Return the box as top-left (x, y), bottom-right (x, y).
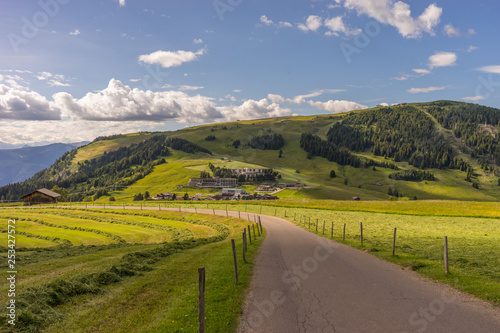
top-left (64, 205), bottom-right (500, 332)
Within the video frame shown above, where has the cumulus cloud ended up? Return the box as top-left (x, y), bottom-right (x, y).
top-left (53, 79), bottom-right (221, 123)
top-left (478, 66), bottom-right (500, 75)
top-left (298, 15), bottom-right (323, 32)
top-left (69, 29), bottom-right (80, 36)
top-left (267, 94), bottom-right (285, 104)
top-left (0, 84), bottom-right (61, 120)
top-left (193, 38), bottom-right (203, 44)
top-left (324, 16), bottom-right (361, 36)
top-left (443, 24), bottom-right (460, 37)
top-left (344, 0), bottom-right (442, 38)
top-left (260, 15), bottom-right (274, 26)
top-left (138, 48), bottom-right (206, 68)
top-left (179, 85), bottom-right (204, 91)
top-left (117, 0), bottom-right (126, 7)
top-left (429, 52), bottom-right (457, 69)
top-left (218, 98), bottom-right (292, 121)
top-left (407, 86), bottom-right (449, 94)
top-left (307, 99), bottom-right (367, 113)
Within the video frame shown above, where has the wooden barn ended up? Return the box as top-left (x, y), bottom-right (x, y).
top-left (22, 188), bottom-right (61, 206)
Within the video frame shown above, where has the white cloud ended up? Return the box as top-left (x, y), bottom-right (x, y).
top-left (290, 89), bottom-right (346, 104)
top-left (53, 79), bottom-right (220, 123)
top-left (412, 68), bottom-right (431, 75)
top-left (467, 29), bottom-right (476, 36)
top-left (260, 15), bottom-right (274, 26)
top-left (461, 96), bottom-right (484, 102)
top-left (478, 65), bottom-right (500, 75)
top-left (117, 0), bottom-right (126, 7)
top-left (344, 0), bottom-right (442, 38)
top-left (393, 76), bottom-right (408, 81)
top-left (267, 94), bottom-right (285, 104)
top-left (0, 74), bottom-right (28, 90)
top-left (35, 72), bottom-right (72, 87)
top-left (444, 24), bottom-right (460, 37)
top-left (0, 84), bottom-right (61, 120)
top-left (298, 15), bottom-right (323, 32)
top-left (232, 89), bottom-right (242, 93)
top-left (429, 52), bottom-right (457, 69)
top-left (179, 85), bottom-right (204, 91)
top-left (218, 98), bottom-right (292, 122)
top-left (138, 48), bottom-right (206, 68)
top-left (278, 21), bottom-right (293, 28)
top-left (307, 99), bottom-right (367, 113)
top-left (324, 16), bottom-right (361, 37)
top-left (467, 45), bottom-right (478, 53)
top-left (69, 29), bottom-right (80, 36)
top-left (407, 86), bottom-right (449, 94)
top-left (193, 38), bottom-right (203, 44)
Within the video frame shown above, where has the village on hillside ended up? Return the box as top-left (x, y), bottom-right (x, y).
top-left (153, 167), bottom-right (305, 201)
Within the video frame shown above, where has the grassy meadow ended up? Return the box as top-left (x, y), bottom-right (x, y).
top-left (0, 208), bottom-right (264, 332)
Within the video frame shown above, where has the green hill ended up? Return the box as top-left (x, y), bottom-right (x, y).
top-left (1, 101), bottom-right (499, 202)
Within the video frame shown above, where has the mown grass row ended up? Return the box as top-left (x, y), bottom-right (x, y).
top-left (34, 209), bottom-right (195, 242)
top-left (1, 212), bottom-right (233, 332)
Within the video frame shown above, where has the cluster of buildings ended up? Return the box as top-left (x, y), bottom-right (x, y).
top-left (187, 168), bottom-right (272, 189)
top-left (154, 188), bottom-right (278, 201)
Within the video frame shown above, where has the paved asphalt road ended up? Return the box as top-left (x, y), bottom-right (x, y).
top-left (234, 213), bottom-right (500, 333)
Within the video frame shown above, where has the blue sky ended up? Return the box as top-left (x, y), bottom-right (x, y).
top-left (1, 0), bottom-right (499, 146)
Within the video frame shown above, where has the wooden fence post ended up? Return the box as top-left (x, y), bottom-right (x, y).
top-left (248, 226), bottom-right (252, 244)
top-left (315, 219), bottom-right (318, 232)
top-left (238, 211), bottom-right (241, 218)
top-left (322, 221), bottom-right (325, 235)
top-left (444, 236), bottom-right (449, 274)
top-left (213, 208), bottom-right (215, 215)
top-left (252, 224), bottom-right (256, 239)
top-left (343, 223), bottom-right (346, 241)
top-left (274, 208), bottom-right (277, 216)
top-left (256, 222), bottom-right (260, 236)
top-left (231, 239), bottom-right (238, 283)
top-left (284, 210), bottom-right (287, 217)
top-left (198, 267), bottom-right (205, 333)
top-left (392, 228), bottom-right (397, 256)
top-left (294, 212), bottom-right (296, 221)
top-left (331, 222), bottom-right (334, 238)
top-left (243, 231), bottom-right (246, 262)
top-left (360, 222), bottom-right (363, 246)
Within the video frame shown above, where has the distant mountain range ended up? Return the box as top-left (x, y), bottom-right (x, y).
top-left (0, 142), bottom-right (88, 187)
